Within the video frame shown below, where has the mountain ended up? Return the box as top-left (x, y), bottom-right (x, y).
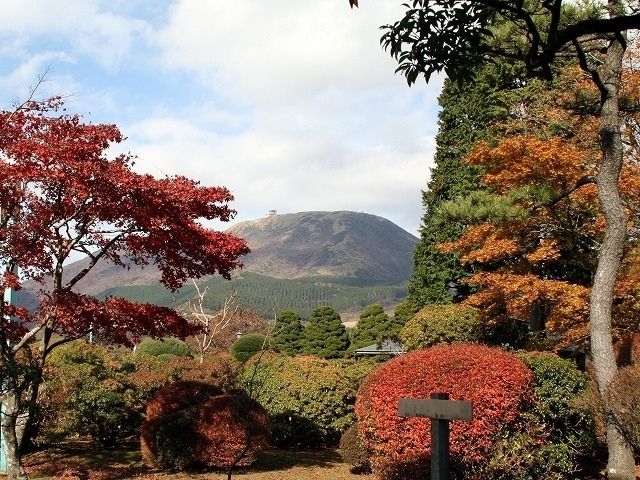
top-left (227, 211), bottom-right (418, 283)
top-left (19, 211), bottom-right (418, 317)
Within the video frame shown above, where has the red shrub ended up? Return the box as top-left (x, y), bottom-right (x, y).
top-left (141, 381), bottom-right (269, 470)
top-left (355, 343), bottom-right (534, 477)
top-left (143, 380), bottom-right (222, 422)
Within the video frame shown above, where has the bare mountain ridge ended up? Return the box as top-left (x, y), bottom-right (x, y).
top-left (227, 211), bottom-right (418, 283)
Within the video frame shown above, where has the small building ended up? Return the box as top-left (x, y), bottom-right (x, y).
top-left (354, 339), bottom-right (405, 356)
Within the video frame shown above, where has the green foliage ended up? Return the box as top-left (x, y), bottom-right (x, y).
top-left (393, 299), bottom-right (419, 326)
top-left (476, 352), bottom-right (598, 480)
top-left (407, 68), bottom-right (494, 307)
top-left (136, 337), bottom-right (192, 358)
top-left (399, 304), bottom-right (483, 350)
top-left (68, 378), bottom-right (142, 448)
top-left (347, 304), bottom-right (402, 355)
top-left (101, 271), bottom-right (409, 319)
top-left (300, 306), bottom-right (350, 359)
top-left (40, 341), bottom-right (144, 447)
top-left (271, 310), bottom-right (304, 355)
top-left (230, 334), bottom-right (268, 363)
top-left (244, 353), bottom-right (370, 447)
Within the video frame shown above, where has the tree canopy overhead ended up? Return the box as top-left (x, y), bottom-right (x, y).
top-left (380, 0), bottom-right (640, 85)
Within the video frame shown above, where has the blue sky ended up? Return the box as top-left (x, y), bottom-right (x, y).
top-left (0, 0), bottom-right (443, 236)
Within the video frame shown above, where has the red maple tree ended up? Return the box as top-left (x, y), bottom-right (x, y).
top-left (0, 97), bottom-right (249, 479)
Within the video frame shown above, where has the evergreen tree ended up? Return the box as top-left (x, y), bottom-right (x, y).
top-left (409, 63), bottom-right (551, 307)
top-left (300, 306), bottom-right (350, 359)
top-left (271, 310), bottom-right (304, 355)
top-left (409, 68), bottom-right (495, 307)
top-left (347, 304), bottom-right (402, 355)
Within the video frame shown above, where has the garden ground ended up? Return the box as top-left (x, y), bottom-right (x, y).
top-left (19, 441), bottom-right (377, 480)
top-left (12, 439), bottom-right (639, 479)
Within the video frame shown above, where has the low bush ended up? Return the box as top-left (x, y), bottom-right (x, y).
top-left (136, 337), bottom-right (192, 358)
top-left (399, 304), bottom-right (483, 350)
top-left (339, 423), bottom-right (371, 474)
top-left (243, 354), bottom-right (372, 447)
top-left (478, 352), bottom-right (597, 480)
top-left (230, 334), bottom-right (268, 363)
top-left (38, 341), bottom-right (144, 447)
top-left (141, 381), bottom-right (269, 470)
top-left (606, 365), bottom-right (640, 454)
top-left (355, 343), bottom-right (534, 479)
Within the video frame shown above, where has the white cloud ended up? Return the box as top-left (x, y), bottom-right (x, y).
top-left (0, 1), bottom-right (442, 236)
top-left (0, 0), bottom-right (151, 70)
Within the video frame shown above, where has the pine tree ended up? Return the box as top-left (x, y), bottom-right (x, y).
top-left (347, 304), bottom-right (402, 355)
top-left (271, 310), bottom-right (304, 355)
top-left (300, 306), bottom-right (350, 359)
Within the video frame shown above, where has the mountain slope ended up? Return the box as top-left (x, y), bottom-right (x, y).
top-left (19, 211), bottom-right (417, 315)
top-left (227, 211), bottom-right (417, 283)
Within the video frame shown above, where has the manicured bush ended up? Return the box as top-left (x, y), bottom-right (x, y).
top-left (271, 310), bottom-right (304, 355)
top-left (355, 343), bottom-right (534, 478)
top-left (243, 353), bottom-right (368, 447)
top-left (38, 341), bottom-right (144, 447)
top-left (606, 365), bottom-right (640, 454)
top-left (230, 333), bottom-right (268, 363)
top-left (68, 377), bottom-right (142, 448)
top-left (141, 381), bottom-right (269, 470)
top-left (339, 423), bottom-right (371, 474)
top-left (136, 337), bottom-right (192, 358)
top-left (399, 304), bottom-right (483, 350)
top-left (299, 306), bottom-right (350, 358)
top-left (478, 352), bottom-right (597, 480)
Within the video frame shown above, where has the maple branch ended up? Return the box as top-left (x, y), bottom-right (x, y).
top-left (45, 331), bottom-right (91, 356)
top-left (64, 232), bottom-right (125, 289)
top-left (11, 322), bottom-right (47, 354)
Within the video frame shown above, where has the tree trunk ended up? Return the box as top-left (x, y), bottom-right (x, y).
top-left (590, 23), bottom-right (637, 480)
top-left (2, 391), bottom-right (28, 480)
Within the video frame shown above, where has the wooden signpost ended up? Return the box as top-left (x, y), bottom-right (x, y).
top-left (398, 393), bottom-right (473, 480)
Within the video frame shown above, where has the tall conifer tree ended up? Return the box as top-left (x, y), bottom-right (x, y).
top-left (300, 306), bottom-right (350, 359)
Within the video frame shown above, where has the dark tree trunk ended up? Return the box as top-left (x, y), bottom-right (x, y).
top-left (590, 17), bottom-right (637, 480)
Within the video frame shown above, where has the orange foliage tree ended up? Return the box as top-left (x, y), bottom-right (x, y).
top-left (437, 66), bottom-right (640, 348)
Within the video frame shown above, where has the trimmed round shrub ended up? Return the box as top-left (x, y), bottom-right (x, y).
top-left (141, 381), bottom-right (269, 470)
top-left (339, 423), bottom-right (371, 474)
top-left (136, 337), bottom-right (192, 358)
top-left (607, 365), bottom-right (640, 454)
top-left (230, 334), bottom-right (268, 363)
top-left (243, 353), bottom-right (373, 447)
top-left (399, 304), bottom-right (483, 350)
top-left (355, 343), bottom-right (534, 478)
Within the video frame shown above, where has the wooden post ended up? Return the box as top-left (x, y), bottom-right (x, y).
top-left (430, 393), bottom-right (449, 480)
top-left (398, 393), bottom-right (473, 480)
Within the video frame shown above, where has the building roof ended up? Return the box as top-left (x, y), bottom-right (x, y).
top-left (355, 339), bottom-right (405, 356)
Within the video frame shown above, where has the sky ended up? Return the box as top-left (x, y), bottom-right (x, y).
top-left (0, 0), bottom-right (443, 237)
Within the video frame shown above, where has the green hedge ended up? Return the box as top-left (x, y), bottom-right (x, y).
top-left (478, 352), bottom-right (597, 480)
top-left (399, 304), bottom-right (483, 350)
top-left (136, 337), bottom-right (192, 358)
top-left (243, 353), bottom-right (375, 447)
